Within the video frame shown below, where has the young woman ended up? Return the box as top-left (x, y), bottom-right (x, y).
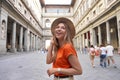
top-left (46, 17), bottom-right (82, 80)
top-left (89, 45), bottom-right (96, 68)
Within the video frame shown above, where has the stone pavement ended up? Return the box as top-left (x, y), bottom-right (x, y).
top-left (0, 51), bottom-right (120, 80)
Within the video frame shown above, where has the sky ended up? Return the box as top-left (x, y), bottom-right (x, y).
top-left (44, 0), bottom-right (72, 5)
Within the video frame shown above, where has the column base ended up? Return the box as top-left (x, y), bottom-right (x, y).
top-left (10, 48), bottom-right (16, 53)
top-left (18, 48), bottom-right (23, 52)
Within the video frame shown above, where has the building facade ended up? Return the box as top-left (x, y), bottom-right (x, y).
top-left (74, 0), bottom-right (120, 52)
top-left (0, 0), bottom-right (43, 53)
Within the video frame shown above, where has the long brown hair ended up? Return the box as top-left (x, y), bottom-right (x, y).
top-left (52, 22), bottom-right (74, 60)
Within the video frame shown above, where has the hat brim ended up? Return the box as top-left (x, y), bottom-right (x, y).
top-left (51, 17), bottom-right (75, 39)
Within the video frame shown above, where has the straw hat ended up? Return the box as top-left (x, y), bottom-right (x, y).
top-left (51, 17), bottom-right (75, 39)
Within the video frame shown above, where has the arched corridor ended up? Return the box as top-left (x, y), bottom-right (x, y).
top-left (0, 0), bottom-right (120, 54)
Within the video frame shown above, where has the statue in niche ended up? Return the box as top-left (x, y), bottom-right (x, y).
top-left (1, 20), bottom-right (6, 39)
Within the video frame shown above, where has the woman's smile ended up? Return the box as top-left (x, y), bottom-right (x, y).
top-left (55, 23), bottom-right (66, 39)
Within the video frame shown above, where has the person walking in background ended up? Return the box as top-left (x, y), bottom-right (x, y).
top-left (46, 17), bottom-right (82, 80)
top-left (83, 46), bottom-right (88, 54)
top-left (89, 45), bottom-right (96, 68)
top-left (106, 43), bottom-right (117, 68)
top-left (94, 45), bottom-right (100, 56)
top-left (99, 44), bottom-right (107, 68)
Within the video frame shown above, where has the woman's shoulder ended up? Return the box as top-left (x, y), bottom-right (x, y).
top-left (64, 43), bottom-right (73, 47)
top-left (62, 43), bottom-right (74, 50)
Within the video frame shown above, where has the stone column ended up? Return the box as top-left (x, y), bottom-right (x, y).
top-left (33, 35), bottom-right (36, 51)
top-left (82, 33), bottom-right (86, 54)
top-left (19, 27), bottom-right (23, 52)
top-left (82, 33), bottom-right (85, 47)
top-left (31, 33), bottom-right (33, 51)
top-left (29, 32), bottom-right (32, 51)
top-left (35, 35), bottom-right (38, 50)
top-left (27, 29), bottom-right (30, 51)
top-left (106, 21), bottom-right (110, 44)
top-left (86, 32), bottom-right (88, 46)
top-left (76, 36), bottom-right (79, 49)
top-left (90, 28), bottom-right (94, 45)
top-left (39, 37), bottom-right (42, 50)
top-left (79, 35), bottom-right (82, 53)
top-left (116, 11), bottom-right (120, 48)
top-left (78, 35), bottom-right (80, 49)
top-left (118, 22), bottom-right (120, 47)
top-left (94, 29), bottom-right (97, 46)
top-left (11, 21), bottom-right (16, 52)
top-left (30, 32), bottom-right (32, 51)
top-left (32, 34), bottom-right (34, 51)
top-left (24, 29), bottom-right (29, 51)
top-left (98, 26), bottom-right (102, 46)
top-left (37, 37), bottom-right (40, 50)
top-left (118, 21), bottom-right (120, 54)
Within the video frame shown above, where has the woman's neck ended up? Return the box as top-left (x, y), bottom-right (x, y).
top-left (58, 40), bottom-right (64, 47)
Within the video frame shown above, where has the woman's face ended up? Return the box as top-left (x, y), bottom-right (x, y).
top-left (54, 23), bottom-right (66, 40)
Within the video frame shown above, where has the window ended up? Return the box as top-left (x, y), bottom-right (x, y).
top-left (45, 19), bottom-right (51, 28)
top-left (24, 10), bottom-right (27, 14)
top-left (93, 10), bottom-right (96, 15)
top-left (45, 8), bottom-right (70, 13)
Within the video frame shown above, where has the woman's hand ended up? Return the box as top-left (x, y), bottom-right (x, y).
top-left (47, 68), bottom-right (57, 77)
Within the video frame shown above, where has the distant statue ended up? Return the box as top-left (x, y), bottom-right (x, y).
top-left (1, 20), bottom-right (6, 39)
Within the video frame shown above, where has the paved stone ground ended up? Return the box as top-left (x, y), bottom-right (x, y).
top-left (0, 51), bottom-right (120, 80)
